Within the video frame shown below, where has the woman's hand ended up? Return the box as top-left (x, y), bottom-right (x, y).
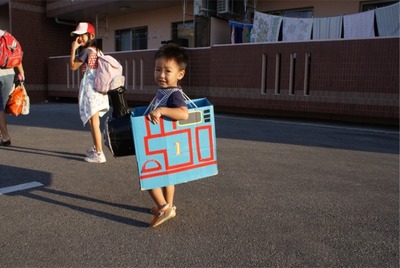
top-left (17, 74), bottom-right (25, 84)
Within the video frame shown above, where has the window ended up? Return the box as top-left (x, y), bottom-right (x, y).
top-left (115, 27), bottom-right (148, 51)
top-left (270, 7), bottom-right (313, 18)
top-left (361, 0), bottom-right (397, 11)
top-left (172, 21), bottom-right (195, 47)
top-left (360, 1), bottom-right (397, 35)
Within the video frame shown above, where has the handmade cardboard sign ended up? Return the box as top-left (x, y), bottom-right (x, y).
top-left (131, 98), bottom-right (218, 190)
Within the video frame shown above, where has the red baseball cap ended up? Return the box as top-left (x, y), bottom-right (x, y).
top-left (71, 22), bottom-right (95, 36)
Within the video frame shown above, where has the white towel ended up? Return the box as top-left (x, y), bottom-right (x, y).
top-left (375, 2), bottom-right (400, 37)
top-left (313, 16), bottom-right (343, 39)
top-left (282, 17), bottom-right (313, 41)
top-left (343, 10), bottom-right (375, 39)
top-left (250, 11), bottom-right (282, 42)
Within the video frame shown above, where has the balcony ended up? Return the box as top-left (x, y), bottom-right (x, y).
top-left (47, 38), bottom-right (400, 125)
top-left (46, 0), bottom-right (181, 22)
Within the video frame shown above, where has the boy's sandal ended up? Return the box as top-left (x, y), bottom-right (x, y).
top-left (150, 206), bottom-right (158, 215)
top-left (150, 204), bottom-right (176, 228)
top-left (153, 204), bottom-right (170, 216)
top-left (150, 205), bottom-right (176, 215)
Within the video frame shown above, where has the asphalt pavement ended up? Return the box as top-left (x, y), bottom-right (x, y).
top-left (0, 103), bottom-right (398, 267)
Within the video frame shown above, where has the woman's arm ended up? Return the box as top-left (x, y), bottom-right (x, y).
top-left (16, 62), bottom-right (25, 81)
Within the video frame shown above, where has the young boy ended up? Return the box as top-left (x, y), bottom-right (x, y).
top-left (146, 43), bottom-right (189, 227)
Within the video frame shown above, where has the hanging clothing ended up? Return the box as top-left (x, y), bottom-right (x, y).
top-left (375, 2), bottom-right (400, 37)
top-left (313, 16), bottom-right (343, 40)
top-left (282, 17), bottom-right (313, 41)
top-left (229, 20), bottom-right (252, 44)
top-left (235, 26), bottom-right (243, 43)
top-left (343, 10), bottom-right (375, 39)
top-left (231, 25), bottom-right (236, 44)
top-left (250, 11), bottom-right (282, 42)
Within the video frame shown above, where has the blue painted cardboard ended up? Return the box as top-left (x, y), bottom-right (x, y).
top-left (131, 98), bottom-right (218, 190)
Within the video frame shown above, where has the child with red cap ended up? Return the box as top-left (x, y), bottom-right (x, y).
top-left (70, 22), bottom-right (109, 163)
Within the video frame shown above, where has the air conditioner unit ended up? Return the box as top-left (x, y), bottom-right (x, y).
top-left (217, 0), bottom-right (229, 13)
top-left (217, 0), bottom-right (241, 15)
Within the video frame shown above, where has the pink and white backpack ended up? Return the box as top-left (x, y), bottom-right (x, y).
top-left (89, 48), bottom-right (125, 94)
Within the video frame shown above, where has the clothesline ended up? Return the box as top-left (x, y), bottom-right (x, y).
top-left (228, 20), bottom-right (253, 29)
top-left (229, 2), bottom-right (399, 43)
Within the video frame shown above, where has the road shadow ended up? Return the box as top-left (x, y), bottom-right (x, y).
top-left (17, 188), bottom-right (150, 228)
top-left (0, 145), bottom-right (85, 161)
top-left (7, 103), bottom-right (92, 131)
top-left (0, 164), bottom-right (52, 189)
top-left (7, 103), bottom-right (399, 155)
top-left (1, 165), bottom-right (149, 227)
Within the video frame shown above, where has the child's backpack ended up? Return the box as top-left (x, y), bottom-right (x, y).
top-left (0, 30), bottom-right (23, 68)
top-left (90, 48), bottom-right (125, 94)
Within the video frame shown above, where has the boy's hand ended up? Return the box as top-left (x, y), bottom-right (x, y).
top-left (147, 108), bottom-right (162, 124)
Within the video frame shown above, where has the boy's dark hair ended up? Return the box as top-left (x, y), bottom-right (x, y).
top-left (155, 43), bottom-right (188, 70)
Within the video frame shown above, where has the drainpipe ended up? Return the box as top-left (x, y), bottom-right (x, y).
top-left (55, 17), bottom-right (77, 26)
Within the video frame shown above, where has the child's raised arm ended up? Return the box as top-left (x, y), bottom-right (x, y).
top-left (70, 37), bottom-right (83, 71)
top-left (147, 106), bottom-right (188, 124)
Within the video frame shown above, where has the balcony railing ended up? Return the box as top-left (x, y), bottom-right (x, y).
top-left (48, 38), bottom-right (399, 124)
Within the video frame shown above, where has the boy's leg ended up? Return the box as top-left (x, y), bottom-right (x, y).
top-left (163, 185), bottom-right (175, 205)
top-left (149, 188), bottom-right (167, 207)
top-left (148, 189), bottom-right (176, 227)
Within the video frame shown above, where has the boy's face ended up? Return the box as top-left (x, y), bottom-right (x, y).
top-left (154, 57), bottom-right (185, 88)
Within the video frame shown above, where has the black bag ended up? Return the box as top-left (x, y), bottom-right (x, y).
top-left (107, 87), bottom-right (129, 118)
top-left (104, 113), bottom-right (135, 157)
top-left (103, 86), bottom-right (135, 157)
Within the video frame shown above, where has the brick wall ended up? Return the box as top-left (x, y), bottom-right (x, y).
top-left (47, 38), bottom-right (399, 125)
top-left (10, 0), bottom-right (74, 101)
top-left (202, 38), bottom-right (399, 124)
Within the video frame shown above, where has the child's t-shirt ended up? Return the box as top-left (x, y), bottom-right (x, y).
top-left (149, 87), bottom-right (186, 111)
top-left (77, 47), bottom-right (98, 74)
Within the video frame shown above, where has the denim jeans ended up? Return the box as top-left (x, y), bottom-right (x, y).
top-left (0, 73), bottom-right (14, 111)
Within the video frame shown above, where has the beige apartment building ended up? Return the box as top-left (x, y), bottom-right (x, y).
top-left (44, 0), bottom-right (397, 51)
